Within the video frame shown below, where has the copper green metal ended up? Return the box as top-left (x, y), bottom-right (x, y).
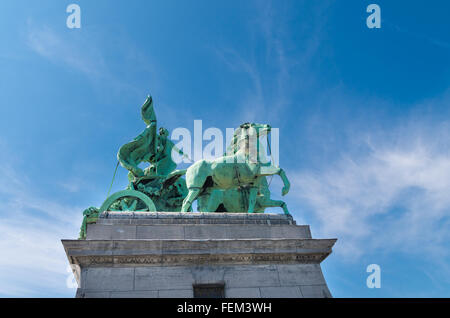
top-left (79, 95), bottom-right (292, 239)
top-left (78, 95), bottom-right (189, 239)
top-left (180, 123), bottom-right (290, 214)
top-left (98, 189), bottom-right (157, 213)
top-left (78, 207), bottom-right (99, 239)
top-left (106, 161), bottom-right (120, 198)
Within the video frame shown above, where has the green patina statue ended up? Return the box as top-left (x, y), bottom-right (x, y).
top-left (79, 95), bottom-right (291, 239)
top-left (117, 96), bottom-right (186, 179)
top-left (197, 177), bottom-right (289, 214)
top-left (195, 124), bottom-right (290, 214)
top-left (79, 96), bottom-right (189, 238)
top-left (180, 123), bottom-right (290, 213)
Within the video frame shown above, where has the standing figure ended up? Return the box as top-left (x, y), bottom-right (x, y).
top-left (117, 95), bottom-right (158, 179)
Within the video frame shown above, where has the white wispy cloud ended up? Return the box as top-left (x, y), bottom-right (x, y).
top-left (213, 47), bottom-right (266, 122)
top-left (291, 116), bottom-right (450, 265)
top-left (385, 19), bottom-right (450, 50)
top-left (0, 142), bottom-right (82, 297)
top-left (24, 21), bottom-right (160, 98)
top-left (212, 0), bottom-right (330, 124)
top-left (26, 25), bottom-right (106, 78)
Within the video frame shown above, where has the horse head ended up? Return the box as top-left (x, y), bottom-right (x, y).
top-left (223, 123), bottom-right (271, 163)
top-left (239, 122), bottom-right (271, 136)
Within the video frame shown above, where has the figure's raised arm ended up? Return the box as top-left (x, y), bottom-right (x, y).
top-left (141, 95), bottom-right (156, 125)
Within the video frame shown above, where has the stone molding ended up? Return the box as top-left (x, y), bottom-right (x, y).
top-left (73, 252), bottom-right (328, 267)
top-left (62, 238), bottom-right (336, 267)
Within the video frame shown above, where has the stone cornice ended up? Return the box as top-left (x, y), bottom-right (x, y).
top-left (62, 238), bottom-right (336, 267)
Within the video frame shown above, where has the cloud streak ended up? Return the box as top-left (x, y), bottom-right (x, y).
top-left (0, 142), bottom-right (82, 297)
top-left (211, 0), bottom-right (332, 127)
top-left (25, 22), bottom-right (160, 99)
top-left (27, 25), bottom-right (106, 78)
top-left (292, 116), bottom-right (450, 265)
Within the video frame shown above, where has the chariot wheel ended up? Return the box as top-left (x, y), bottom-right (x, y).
top-left (98, 189), bottom-right (157, 213)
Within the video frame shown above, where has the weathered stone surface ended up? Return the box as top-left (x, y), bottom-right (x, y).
top-left (158, 289), bottom-right (194, 298)
top-left (277, 264), bottom-right (327, 286)
top-left (226, 288), bottom-right (261, 298)
top-left (83, 291), bottom-right (111, 298)
top-left (84, 267), bottom-right (134, 291)
top-left (89, 213), bottom-right (307, 241)
top-left (63, 212), bottom-right (336, 298)
top-left (300, 285), bottom-right (332, 298)
top-left (88, 224), bottom-right (137, 240)
top-left (260, 286), bottom-right (303, 298)
top-left (110, 290), bottom-right (158, 298)
top-left (136, 225), bottom-right (184, 239)
top-left (190, 265), bottom-right (226, 284)
top-left (223, 265), bottom-right (280, 288)
top-left (184, 225), bottom-right (229, 239)
top-left (99, 212), bottom-right (295, 225)
top-left (63, 238), bottom-right (335, 268)
top-left (135, 267), bottom-right (195, 291)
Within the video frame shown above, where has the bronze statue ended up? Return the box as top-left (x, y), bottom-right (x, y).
top-left (79, 96), bottom-right (291, 240)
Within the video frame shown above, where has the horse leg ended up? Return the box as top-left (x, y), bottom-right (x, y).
top-left (181, 188), bottom-right (201, 212)
top-left (280, 201), bottom-right (289, 215)
top-left (268, 200), bottom-right (290, 215)
top-left (247, 187), bottom-right (258, 213)
top-left (196, 194), bottom-right (209, 212)
top-left (182, 160), bottom-right (210, 212)
top-left (258, 166), bottom-right (290, 196)
top-left (278, 168), bottom-right (290, 196)
top-left (206, 190), bottom-right (223, 212)
top-left (258, 199), bottom-right (290, 215)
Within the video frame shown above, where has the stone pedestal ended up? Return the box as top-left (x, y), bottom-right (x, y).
top-left (62, 212), bottom-right (336, 298)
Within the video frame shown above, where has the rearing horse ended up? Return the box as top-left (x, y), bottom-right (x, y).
top-left (180, 123), bottom-right (290, 213)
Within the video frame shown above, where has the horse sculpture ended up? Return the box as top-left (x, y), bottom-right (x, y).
top-left (197, 176), bottom-right (290, 214)
top-left (180, 123), bottom-right (290, 213)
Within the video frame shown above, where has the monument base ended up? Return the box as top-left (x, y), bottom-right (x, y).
top-left (62, 212), bottom-right (336, 298)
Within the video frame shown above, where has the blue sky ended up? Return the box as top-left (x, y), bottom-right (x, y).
top-left (0, 0), bottom-right (449, 297)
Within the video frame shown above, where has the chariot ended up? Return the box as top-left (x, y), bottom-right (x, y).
top-left (99, 170), bottom-right (188, 213)
top-left (79, 96), bottom-right (291, 239)
top-left (78, 169), bottom-right (188, 239)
